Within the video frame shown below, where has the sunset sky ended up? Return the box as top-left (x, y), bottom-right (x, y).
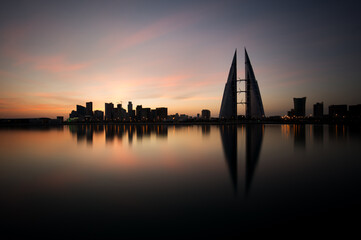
top-left (1, 0), bottom-right (360, 118)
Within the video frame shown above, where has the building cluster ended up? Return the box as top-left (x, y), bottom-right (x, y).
top-left (69, 101), bottom-right (169, 122)
top-left (287, 97), bottom-right (361, 120)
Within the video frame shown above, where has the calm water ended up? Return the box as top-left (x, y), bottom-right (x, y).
top-left (1, 124), bottom-right (361, 237)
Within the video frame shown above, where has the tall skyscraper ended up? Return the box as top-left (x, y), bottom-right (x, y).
top-left (219, 49), bottom-right (265, 119)
top-left (219, 50), bottom-right (237, 119)
top-left (293, 97), bottom-right (306, 117)
top-left (86, 102), bottom-right (93, 116)
top-left (105, 103), bottom-right (114, 120)
top-left (128, 101), bottom-right (133, 114)
top-left (245, 49), bottom-right (265, 118)
top-left (128, 101), bottom-right (135, 119)
top-left (136, 105), bottom-right (142, 120)
top-left (313, 102), bottom-right (323, 118)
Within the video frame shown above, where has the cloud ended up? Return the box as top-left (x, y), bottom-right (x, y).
top-left (103, 8), bottom-right (203, 54)
top-left (0, 23), bottom-right (92, 73)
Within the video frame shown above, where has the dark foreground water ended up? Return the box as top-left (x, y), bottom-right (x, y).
top-left (1, 124), bottom-right (361, 238)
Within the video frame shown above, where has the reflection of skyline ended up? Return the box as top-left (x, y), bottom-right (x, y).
top-left (293, 124), bottom-right (306, 150)
top-left (220, 124), bottom-right (264, 197)
top-left (312, 125), bottom-right (323, 144)
top-left (328, 124), bottom-right (347, 141)
top-left (69, 124), bottom-right (168, 145)
top-left (202, 125), bottom-right (210, 137)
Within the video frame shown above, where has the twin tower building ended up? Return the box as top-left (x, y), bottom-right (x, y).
top-left (219, 49), bottom-right (265, 119)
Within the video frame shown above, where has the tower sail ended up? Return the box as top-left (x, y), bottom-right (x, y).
top-left (245, 48), bottom-right (265, 118)
top-left (219, 50), bottom-right (237, 119)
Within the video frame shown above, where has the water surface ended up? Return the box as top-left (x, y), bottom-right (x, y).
top-left (1, 124), bottom-right (361, 237)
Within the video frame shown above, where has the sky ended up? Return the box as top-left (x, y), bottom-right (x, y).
top-left (0, 0), bottom-right (361, 118)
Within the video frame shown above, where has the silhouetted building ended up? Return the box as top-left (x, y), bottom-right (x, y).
top-left (94, 110), bottom-right (104, 121)
top-left (115, 104), bottom-right (126, 120)
top-left (136, 105), bottom-right (142, 121)
top-left (77, 105), bottom-right (86, 117)
top-left (156, 107), bottom-right (168, 121)
top-left (69, 110), bottom-right (78, 118)
top-left (293, 97), bottom-right (306, 117)
top-left (349, 104), bottom-right (361, 118)
top-left (202, 109), bottom-right (210, 119)
top-left (105, 103), bottom-right (114, 120)
top-left (219, 49), bottom-right (264, 119)
top-left (141, 108), bottom-right (151, 121)
top-left (287, 109), bottom-right (295, 117)
top-left (86, 102), bottom-right (93, 116)
top-left (245, 49), bottom-right (265, 118)
top-left (313, 102), bottom-right (323, 118)
top-left (220, 50), bottom-right (237, 119)
top-left (150, 109), bottom-right (157, 121)
top-left (57, 116), bottom-right (64, 123)
top-left (329, 105), bottom-right (347, 118)
top-left (128, 101), bottom-right (135, 119)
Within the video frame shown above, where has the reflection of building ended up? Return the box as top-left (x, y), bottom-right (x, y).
top-left (313, 102), bottom-right (323, 118)
top-left (293, 124), bottom-right (306, 149)
top-left (220, 125), bottom-right (238, 193)
top-left (245, 125), bottom-right (264, 195)
top-left (86, 125), bottom-right (93, 145)
top-left (219, 49), bottom-right (265, 119)
top-left (201, 109), bottom-right (210, 119)
top-left (201, 125), bottom-right (210, 136)
top-left (220, 124), bottom-right (264, 197)
top-left (105, 125), bottom-right (115, 142)
top-left (313, 125), bottom-right (323, 143)
top-left (328, 124), bottom-right (347, 140)
top-left (329, 105), bottom-right (347, 118)
top-left (293, 97), bottom-right (306, 117)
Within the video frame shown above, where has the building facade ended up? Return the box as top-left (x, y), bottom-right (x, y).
top-left (313, 102), bottom-right (323, 118)
top-left (202, 109), bottom-right (211, 119)
top-left (293, 97), bottom-right (306, 117)
top-left (219, 49), bottom-right (265, 119)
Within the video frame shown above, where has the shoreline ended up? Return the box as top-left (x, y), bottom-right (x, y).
top-left (1, 120), bottom-right (361, 128)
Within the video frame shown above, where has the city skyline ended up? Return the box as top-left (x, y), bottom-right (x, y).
top-left (1, 0), bottom-right (361, 118)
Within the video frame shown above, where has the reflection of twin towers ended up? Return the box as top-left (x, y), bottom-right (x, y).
top-left (220, 124), bottom-right (264, 197)
top-left (220, 49), bottom-right (265, 119)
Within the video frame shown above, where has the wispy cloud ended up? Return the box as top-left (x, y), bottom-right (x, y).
top-left (102, 8), bottom-right (204, 54)
top-left (1, 23), bottom-right (92, 73)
